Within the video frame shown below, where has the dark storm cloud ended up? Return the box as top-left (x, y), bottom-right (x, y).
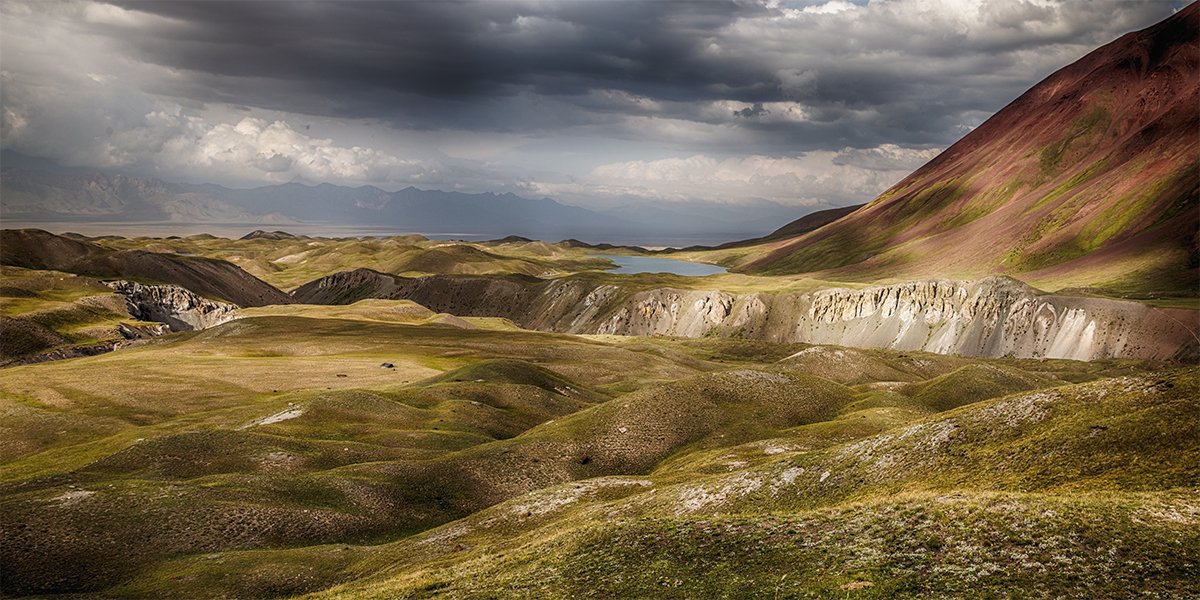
top-left (734, 103), bottom-right (770, 118)
top-left (90, 0), bottom-right (1181, 150)
top-left (0, 0), bottom-right (1189, 204)
top-left (108, 1), bottom-right (766, 108)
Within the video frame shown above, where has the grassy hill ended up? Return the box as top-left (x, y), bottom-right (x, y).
top-left (0, 298), bottom-right (1191, 598)
top-left (2, 7), bottom-right (1196, 599)
top-left (76, 231), bottom-right (616, 291)
top-left (0, 229), bottom-right (291, 306)
top-left (0, 266), bottom-right (164, 364)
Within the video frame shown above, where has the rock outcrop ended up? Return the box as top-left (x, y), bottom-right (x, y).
top-left (117, 322), bottom-right (171, 339)
top-left (107, 281), bottom-right (239, 331)
top-left (294, 271), bottom-right (1199, 361)
top-left (795, 278), bottom-right (1193, 361)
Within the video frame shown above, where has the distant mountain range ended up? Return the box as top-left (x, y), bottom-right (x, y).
top-left (737, 4), bottom-right (1199, 296)
top-left (0, 159), bottom-right (810, 243)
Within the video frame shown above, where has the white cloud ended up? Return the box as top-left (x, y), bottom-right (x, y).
top-left (152, 115), bottom-right (432, 184)
top-left (800, 1), bottom-right (858, 16)
top-left (832, 144), bottom-right (942, 171)
top-left (82, 2), bottom-right (183, 29)
top-left (539, 145), bottom-right (941, 206)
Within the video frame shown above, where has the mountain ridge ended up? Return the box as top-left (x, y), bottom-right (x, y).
top-left (735, 4), bottom-right (1199, 298)
top-left (1, 163), bottom-right (815, 242)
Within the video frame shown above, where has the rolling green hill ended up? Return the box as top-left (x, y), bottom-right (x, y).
top-left (0, 229), bottom-right (290, 306)
top-left (2, 9), bottom-right (1197, 597)
top-left (73, 230), bottom-right (614, 291)
top-left (0, 301), bottom-right (1191, 598)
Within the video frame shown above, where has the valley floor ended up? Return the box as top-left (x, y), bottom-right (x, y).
top-left (1, 300), bottom-right (1197, 598)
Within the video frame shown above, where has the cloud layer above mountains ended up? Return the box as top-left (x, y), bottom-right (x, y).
top-left (0, 0), bottom-right (1183, 208)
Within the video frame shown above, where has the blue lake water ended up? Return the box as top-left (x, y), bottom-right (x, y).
top-left (593, 254), bottom-right (727, 276)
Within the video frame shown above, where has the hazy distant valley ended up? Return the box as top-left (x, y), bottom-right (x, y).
top-left (0, 159), bottom-right (805, 247)
top-left (2, 3), bottom-right (1198, 599)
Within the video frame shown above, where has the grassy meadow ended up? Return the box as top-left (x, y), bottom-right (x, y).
top-left (1, 295), bottom-right (1195, 598)
top-left (0, 232), bottom-right (1196, 598)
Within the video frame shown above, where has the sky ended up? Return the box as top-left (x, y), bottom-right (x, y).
top-left (0, 0), bottom-right (1187, 211)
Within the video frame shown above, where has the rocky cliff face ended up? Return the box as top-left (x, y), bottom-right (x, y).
top-left (107, 281), bottom-right (239, 331)
top-left (600, 278), bottom-right (1198, 360)
top-left (295, 271), bottom-right (1198, 361)
top-left (795, 278), bottom-right (1193, 361)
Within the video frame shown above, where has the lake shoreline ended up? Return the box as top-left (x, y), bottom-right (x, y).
top-left (590, 254), bottom-right (728, 276)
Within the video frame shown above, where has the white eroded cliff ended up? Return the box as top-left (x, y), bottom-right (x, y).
top-left (107, 281), bottom-right (239, 331)
top-left (796, 277), bottom-right (1190, 360)
top-left (295, 272), bottom-right (1198, 361)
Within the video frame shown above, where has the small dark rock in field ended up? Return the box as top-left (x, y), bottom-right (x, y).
top-left (380, 362), bottom-right (394, 368)
top-left (336, 373), bottom-right (348, 378)
top-left (579, 455), bottom-right (592, 465)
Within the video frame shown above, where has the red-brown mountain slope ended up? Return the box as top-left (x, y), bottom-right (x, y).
top-left (739, 4), bottom-right (1199, 298)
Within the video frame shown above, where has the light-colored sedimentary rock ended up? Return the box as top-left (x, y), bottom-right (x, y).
top-left (106, 280), bottom-right (239, 331)
top-left (294, 271), bottom-right (1197, 361)
top-left (793, 278), bottom-right (1193, 361)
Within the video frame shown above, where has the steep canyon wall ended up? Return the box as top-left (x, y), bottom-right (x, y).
top-left (293, 271), bottom-right (1198, 361)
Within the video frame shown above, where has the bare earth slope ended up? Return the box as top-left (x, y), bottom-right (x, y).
top-left (738, 5), bottom-right (1199, 298)
top-left (0, 229), bottom-right (290, 307)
